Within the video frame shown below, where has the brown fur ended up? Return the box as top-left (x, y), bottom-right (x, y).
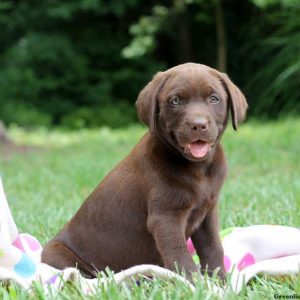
top-left (42, 63), bottom-right (248, 279)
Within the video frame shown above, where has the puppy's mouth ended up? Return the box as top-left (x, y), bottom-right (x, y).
top-left (184, 140), bottom-right (211, 158)
top-left (170, 131), bottom-right (215, 160)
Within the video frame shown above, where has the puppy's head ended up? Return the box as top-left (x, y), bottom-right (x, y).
top-left (136, 63), bottom-right (248, 162)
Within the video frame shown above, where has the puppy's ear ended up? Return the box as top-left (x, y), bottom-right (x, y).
top-left (136, 71), bottom-right (169, 132)
top-left (218, 72), bottom-right (248, 130)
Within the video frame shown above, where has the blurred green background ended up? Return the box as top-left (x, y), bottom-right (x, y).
top-left (0, 0), bottom-right (299, 129)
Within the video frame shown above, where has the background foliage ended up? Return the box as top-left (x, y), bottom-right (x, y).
top-left (0, 0), bottom-right (299, 128)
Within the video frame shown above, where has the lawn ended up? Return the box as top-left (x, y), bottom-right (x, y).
top-left (0, 119), bottom-right (300, 299)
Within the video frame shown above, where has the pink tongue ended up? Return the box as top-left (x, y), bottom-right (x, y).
top-left (188, 142), bottom-right (209, 158)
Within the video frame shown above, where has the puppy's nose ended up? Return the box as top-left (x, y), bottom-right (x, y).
top-left (189, 117), bottom-right (209, 132)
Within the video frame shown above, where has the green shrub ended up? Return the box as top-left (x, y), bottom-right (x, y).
top-left (246, 1), bottom-right (300, 117)
top-left (61, 102), bottom-right (137, 129)
top-left (1, 102), bottom-right (51, 127)
top-left (0, 0), bottom-right (299, 128)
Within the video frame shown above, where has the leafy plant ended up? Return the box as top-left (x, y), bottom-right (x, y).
top-left (247, 1), bottom-right (300, 117)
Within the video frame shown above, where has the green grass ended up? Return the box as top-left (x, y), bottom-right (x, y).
top-left (0, 119), bottom-right (300, 299)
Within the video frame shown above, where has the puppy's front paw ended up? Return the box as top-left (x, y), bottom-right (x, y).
top-left (217, 269), bottom-right (227, 284)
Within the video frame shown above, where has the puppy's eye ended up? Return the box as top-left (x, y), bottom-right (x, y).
top-left (210, 94), bottom-right (220, 104)
top-left (169, 96), bottom-right (181, 106)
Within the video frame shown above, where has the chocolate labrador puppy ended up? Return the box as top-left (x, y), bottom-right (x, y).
top-left (42, 63), bottom-right (248, 279)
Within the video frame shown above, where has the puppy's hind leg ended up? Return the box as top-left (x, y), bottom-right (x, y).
top-left (41, 240), bottom-right (96, 278)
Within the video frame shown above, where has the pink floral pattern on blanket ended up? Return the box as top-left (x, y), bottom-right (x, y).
top-left (13, 233), bottom-right (42, 253)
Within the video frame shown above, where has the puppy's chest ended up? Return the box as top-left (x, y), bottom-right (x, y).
top-left (186, 200), bottom-right (214, 235)
top-left (184, 179), bottom-right (219, 235)
top-left (174, 176), bottom-right (217, 210)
